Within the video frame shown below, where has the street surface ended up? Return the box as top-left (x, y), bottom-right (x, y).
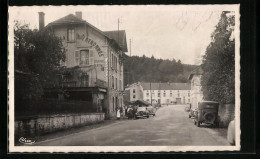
top-left (34, 105), bottom-right (229, 146)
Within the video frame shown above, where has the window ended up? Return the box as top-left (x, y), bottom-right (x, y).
top-left (188, 99), bottom-right (190, 103)
top-left (170, 93), bottom-right (172, 97)
top-left (75, 50), bottom-right (94, 66)
top-left (67, 29), bottom-right (75, 41)
top-left (110, 52), bottom-right (113, 68)
top-left (188, 93), bottom-right (190, 97)
top-left (112, 97), bottom-right (115, 111)
top-left (133, 89), bottom-right (135, 93)
top-left (75, 51), bottom-right (79, 65)
top-left (158, 93), bottom-right (160, 97)
top-left (112, 76), bottom-right (114, 89)
top-left (80, 73), bottom-right (89, 87)
top-left (146, 92), bottom-right (149, 97)
top-left (147, 99), bottom-right (149, 102)
top-left (112, 55), bottom-right (114, 68)
top-left (115, 57), bottom-right (117, 70)
top-left (119, 80), bottom-right (122, 91)
top-left (133, 95), bottom-right (136, 99)
top-left (80, 50), bottom-right (89, 65)
top-left (163, 93), bottom-right (166, 97)
top-left (115, 78), bottom-right (117, 90)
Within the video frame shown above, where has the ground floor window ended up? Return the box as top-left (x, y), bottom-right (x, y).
top-left (112, 97), bottom-right (115, 111)
top-left (75, 50), bottom-right (94, 66)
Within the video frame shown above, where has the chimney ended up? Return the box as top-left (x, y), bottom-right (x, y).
top-left (38, 12), bottom-right (45, 30)
top-left (75, 11), bottom-right (82, 19)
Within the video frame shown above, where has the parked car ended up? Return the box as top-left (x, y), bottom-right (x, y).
top-left (227, 120), bottom-right (235, 145)
top-left (185, 103), bottom-right (191, 112)
top-left (189, 108), bottom-right (197, 118)
top-left (135, 106), bottom-right (149, 119)
top-left (185, 107), bottom-right (190, 112)
top-left (194, 101), bottom-right (220, 127)
top-left (147, 105), bottom-right (156, 116)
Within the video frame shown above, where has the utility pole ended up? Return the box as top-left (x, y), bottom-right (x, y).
top-left (150, 81), bottom-right (152, 105)
top-left (129, 39), bottom-right (132, 56)
top-left (118, 18), bottom-right (119, 43)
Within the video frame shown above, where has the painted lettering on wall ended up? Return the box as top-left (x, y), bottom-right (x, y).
top-left (76, 33), bottom-right (104, 57)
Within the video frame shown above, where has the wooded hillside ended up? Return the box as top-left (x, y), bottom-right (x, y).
top-left (123, 55), bottom-right (198, 85)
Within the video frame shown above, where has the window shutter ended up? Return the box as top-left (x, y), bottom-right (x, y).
top-left (89, 50), bottom-right (94, 65)
top-left (75, 50), bottom-right (79, 66)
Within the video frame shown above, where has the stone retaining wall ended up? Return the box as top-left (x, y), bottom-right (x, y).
top-left (218, 104), bottom-right (235, 128)
top-left (15, 113), bottom-right (105, 140)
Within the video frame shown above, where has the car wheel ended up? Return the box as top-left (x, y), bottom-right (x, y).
top-left (196, 121), bottom-right (200, 127)
top-left (189, 114), bottom-right (191, 118)
top-left (147, 115), bottom-right (149, 118)
top-left (153, 114), bottom-right (155, 116)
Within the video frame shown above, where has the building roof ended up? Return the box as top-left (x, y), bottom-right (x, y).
top-left (188, 67), bottom-right (203, 80)
top-left (125, 82), bottom-right (141, 89)
top-left (46, 14), bottom-right (86, 26)
top-left (141, 82), bottom-right (191, 90)
top-left (104, 30), bottom-right (128, 52)
top-left (45, 13), bottom-right (127, 52)
top-left (129, 100), bottom-right (150, 106)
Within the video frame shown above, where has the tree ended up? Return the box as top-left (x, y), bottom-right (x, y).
top-left (14, 21), bottom-right (65, 100)
top-left (123, 53), bottom-right (197, 85)
top-left (201, 12), bottom-right (235, 104)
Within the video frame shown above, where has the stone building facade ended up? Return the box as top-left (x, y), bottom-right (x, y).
top-left (141, 82), bottom-right (191, 105)
top-left (188, 67), bottom-right (204, 109)
top-left (125, 82), bottom-right (143, 102)
top-left (124, 82), bottom-right (191, 105)
top-left (41, 12), bottom-right (127, 118)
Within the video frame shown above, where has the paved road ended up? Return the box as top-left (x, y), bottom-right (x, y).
top-left (35, 105), bottom-right (229, 146)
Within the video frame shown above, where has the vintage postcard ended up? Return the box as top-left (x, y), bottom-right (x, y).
top-left (8, 5), bottom-right (240, 152)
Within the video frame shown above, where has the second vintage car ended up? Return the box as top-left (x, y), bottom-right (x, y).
top-left (147, 105), bottom-right (156, 116)
top-left (194, 101), bottom-right (220, 127)
top-left (135, 106), bottom-right (150, 119)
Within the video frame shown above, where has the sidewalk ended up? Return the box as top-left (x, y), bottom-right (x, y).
top-left (16, 117), bottom-right (128, 146)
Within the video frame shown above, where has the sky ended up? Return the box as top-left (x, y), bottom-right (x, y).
top-left (9, 5), bottom-right (237, 65)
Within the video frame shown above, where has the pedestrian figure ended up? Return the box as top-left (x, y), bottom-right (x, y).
top-left (127, 106), bottom-right (134, 119)
top-left (116, 108), bottom-right (121, 119)
top-left (125, 106), bottom-right (128, 116)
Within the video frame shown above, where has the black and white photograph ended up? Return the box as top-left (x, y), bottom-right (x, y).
top-left (8, 5), bottom-right (240, 152)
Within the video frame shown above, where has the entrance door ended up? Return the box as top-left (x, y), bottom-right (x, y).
top-left (176, 98), bottom-right (181, 104)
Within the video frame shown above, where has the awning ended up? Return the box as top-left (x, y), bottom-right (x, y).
top-left (129, 100), bottom-right (150, 106)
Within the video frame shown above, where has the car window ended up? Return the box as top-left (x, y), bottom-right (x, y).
top-left (137, 107), bottom-right (146, 111)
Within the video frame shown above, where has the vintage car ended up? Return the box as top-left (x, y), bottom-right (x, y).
top-left (185, 103), bottom-right (191, 112)
top-left (135, 106), bottom-right (150, 119)
top-left (147, 105), bottom-right (156, 116)
top-left (188, 108), bottom-right (197, 118)
top-left (194, 101), bottom-right (220, 127)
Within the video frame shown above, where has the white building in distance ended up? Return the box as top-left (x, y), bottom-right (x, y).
top-left (141, 82), bottom-right (191, 105)
top-left (125, 82), bottom-right (191, 105)
top-left (188, 67), bottom-right (204, 109)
